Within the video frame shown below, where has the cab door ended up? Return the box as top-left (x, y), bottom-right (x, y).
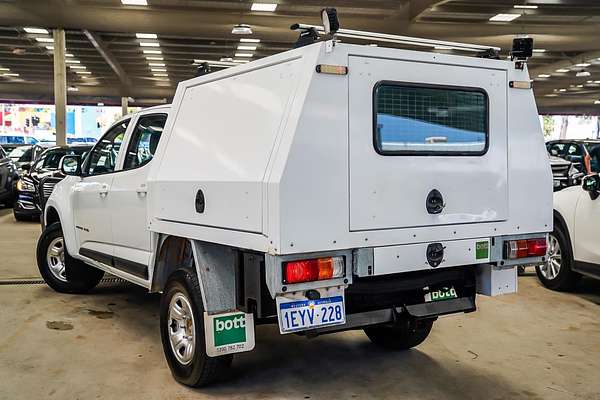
top-left (108, 112), bottom-right (168, 279)
top-left (348, 56), bottom-right (508, 231)
top-left (72, 119), bottom-right (130, 262)
top-left (573, 190), bottom-right (600, 268)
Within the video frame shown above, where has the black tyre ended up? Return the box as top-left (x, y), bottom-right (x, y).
top-left (160, 269), bottom-right (233, 387)
top-left (535, 224), bottom-right (581, 291)
top-left (36, 222), bottom-right (104, 293)
top-left (364, 317), bottom-right (434, 350)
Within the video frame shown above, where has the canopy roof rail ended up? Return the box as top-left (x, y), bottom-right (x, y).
top-left (293, 24), bottom-right (501, 53)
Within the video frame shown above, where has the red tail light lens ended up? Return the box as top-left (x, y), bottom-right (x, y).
top-left (283, 256), bottom-right (345, 284)
top-left (504, 238), bottom-right (547, 259)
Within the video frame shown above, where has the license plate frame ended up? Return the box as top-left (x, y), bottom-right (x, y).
top-left (424, 285), bottom-right (458, 302)
top-left (276, 287), bottom-right (346, 334)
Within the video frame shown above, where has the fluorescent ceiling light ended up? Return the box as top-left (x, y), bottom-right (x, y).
top-left (67, 86), bottom-right (79, 92)
top-left (140, 42), bottom-right (160, 47)
top-left (575, 63), bottom-right (591, 67)
top-left (24, 27), bottom-right (49, 34)
top-left (148, 62), bottom-right (165, 66)
top-left (65, 53), bottom-right (74, 57)
top-left (595, 81), bottom-right (600, 84)
top-left (121, 0), bottom-right (147, 5)
top-left (232, 24), bottom-right (253, 35)
top-left (146, 56), bottom-right (164, 60)
top-left (65, 59), bottom-right (80, 64)
top-left (514, 5), bottom-right (538, 9)
top-left (233, 59), bottom-right (249, 63)
top-left (136, 33), bottom-right (157, 39)
top-left (559, 88), bottom-right (567, 92)
top-left (76, 71), bottom-right (92, 74)
top-left (153, 73), bottom-right (168, 77)
top-left (35, 37), bottom-right (54, 43)
top-left (220, 57), bottom-right (233, 62)
top-left (532, 49), bottom-right (546, 53)
top-left (489, 13), bottom-right (521, 22)
top-left (237, 45), bottom-right (257, 51)
top-left (576, 70), bottom-right (591, 77)
top-left (2, 73), bottom-right (19, 77)
top-left (0, 67), bottom-right (9, 71)
top-left (251, 3), bottom-right (277, 12)
top-left (240, 38), bottom-right (260, 43)
top-left (595, 100), bottom-right (600, 104)
top-left (151, 68), bottom-right (167, 72)
top-left (45, 46), bottom-right (54, 50)
top-left (69, 65), bottom-right (86, 69)
top-left (537, 74), bottom-right (551, 78)
top-left (143, 49), bottom-right (162, 54)
top-left (235, 53), bottom-right (253, 58)
top-left (577, 84), bottom-right (584, 88)
top-left (555, 68), bottom-right (570, 73)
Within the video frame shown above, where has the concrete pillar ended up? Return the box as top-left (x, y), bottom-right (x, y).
top-left (121, 97), bottom-right (128, 116)
top-left (53, 29), bottom-right (67, 146)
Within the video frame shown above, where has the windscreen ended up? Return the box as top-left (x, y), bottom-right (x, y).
top-left (374, 83), bottom-right (488, 155)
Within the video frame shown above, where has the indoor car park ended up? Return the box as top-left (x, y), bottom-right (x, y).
top-left (1, 1), bottom-right (600, 399)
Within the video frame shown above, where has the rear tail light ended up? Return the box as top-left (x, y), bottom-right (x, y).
top-left (283, 256), bottom-right (345, 284)
top-left (504, 238), bottom-right (547, 259)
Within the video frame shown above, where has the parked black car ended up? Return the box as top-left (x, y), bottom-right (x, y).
top-left (13, 144), bottom-right (92, 221)
top-left (546, 139), bottom-right (600, 175)
top-left (6, 144), bottom-right (47, 175)
top-left (0, 145), bottom-right (19, 207)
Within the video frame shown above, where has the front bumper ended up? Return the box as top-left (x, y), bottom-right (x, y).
top-left (14, 191), bottom-right (41, 217)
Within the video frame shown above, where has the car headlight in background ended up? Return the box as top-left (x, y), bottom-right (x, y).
top-left (16, 179), bottom-right (36, 193)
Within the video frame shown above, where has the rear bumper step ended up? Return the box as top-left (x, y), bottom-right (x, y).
top-left (307, 296), bottom-right (475, 336)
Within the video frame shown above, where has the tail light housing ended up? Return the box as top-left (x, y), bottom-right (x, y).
top-left (504, 238), bottom-right (547, 259)
top-left (283, 256), bottom-right (345, 284)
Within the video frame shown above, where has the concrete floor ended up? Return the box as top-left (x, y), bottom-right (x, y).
top-left (1, 208), bottom-right (600, 400)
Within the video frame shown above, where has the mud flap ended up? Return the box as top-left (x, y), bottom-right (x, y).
top-left (204, 311), bottom-right (255, 357)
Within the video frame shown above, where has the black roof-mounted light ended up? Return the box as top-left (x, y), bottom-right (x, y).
top-left (321, 8), bottom-right (340, 35)
top-left (510, 37), bottom-right (534, 70)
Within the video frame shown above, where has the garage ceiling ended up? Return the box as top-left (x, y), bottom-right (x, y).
top-left (0, 0), bottom-right (599, 113)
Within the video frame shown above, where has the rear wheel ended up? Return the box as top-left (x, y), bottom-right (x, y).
top-left (36, 222), bottom-right (104, 293)
top-left (160, 269), bottom-right (233, 387)
top-left (535, 225), bottom-right (581, 291)
top-left (364, 317), bottom-right (434, 350)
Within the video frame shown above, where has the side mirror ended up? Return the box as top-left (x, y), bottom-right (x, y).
top-left (582, 174), bottom-right (600, 200)
top-left (60, 155), bottom-right (82, 176)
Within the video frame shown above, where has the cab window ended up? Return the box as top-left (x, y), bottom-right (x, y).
top-left (374, 83), bottom-right (488, 155)
top-left (85, 120), bottom-right (129, 175)
top-left (124, 114), bottom-right (167, 170)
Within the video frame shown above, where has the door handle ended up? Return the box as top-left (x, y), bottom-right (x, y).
top-left (99, 184), bottom-right (109, 197)
top-left (136, 185), bottom-right (147, 197)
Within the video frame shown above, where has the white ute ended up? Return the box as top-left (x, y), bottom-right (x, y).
top-left (37, 14), bottom-right (552, 387)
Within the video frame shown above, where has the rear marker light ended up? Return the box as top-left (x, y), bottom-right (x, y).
top-left (504, 238), bottom-right (547, 259)
top-left (283, 256), bottom-right (345, 284)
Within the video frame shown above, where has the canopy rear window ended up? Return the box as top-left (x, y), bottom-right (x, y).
top-left (374, 82), bottom-right (488, 156)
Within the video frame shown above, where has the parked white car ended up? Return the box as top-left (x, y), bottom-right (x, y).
top-left (537, 174), bottom-right (600, 290)
top-left (36, 33), bottom-right (551, 387)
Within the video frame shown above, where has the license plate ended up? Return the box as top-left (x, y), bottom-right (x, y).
top-left (277, 288), bottom-right (345, 334)
top-left (424, 286), bottom-right (458, 302)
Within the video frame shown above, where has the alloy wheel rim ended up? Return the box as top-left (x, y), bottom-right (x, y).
top-left (46, 237), bottom-right (67, 282)
top-left (168, 292), bottom-right (196, 365)
top-left (540, 234), bottom-right (561, 280)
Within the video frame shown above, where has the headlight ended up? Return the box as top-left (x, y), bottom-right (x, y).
top-left (16, 179), bottom-right (36, 193)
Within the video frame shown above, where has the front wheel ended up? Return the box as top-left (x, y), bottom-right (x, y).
top-left (37, 222), bottom-right (104, 293)
top-left (535, 226), bottom-right (581, 291)
top-left (364, 317), bottom-right (434, 350)
top-left (160, 270), bottom-right (233, 387)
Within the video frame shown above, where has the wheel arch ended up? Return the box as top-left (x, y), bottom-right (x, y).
top-left (553, 209), bottom-right (574, 255)
top-left (151, 236), bottom-right (238, 314)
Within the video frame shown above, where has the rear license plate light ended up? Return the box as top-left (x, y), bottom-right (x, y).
top-left (283, 256), bottom-right (345, 284)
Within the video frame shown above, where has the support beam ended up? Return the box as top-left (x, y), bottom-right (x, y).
top-left (53, 28), bottom-right (67, 146)
top-left (121, 97), bottom-right (128, 117)
top-left (83, 30), bottom-right (132, 95)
